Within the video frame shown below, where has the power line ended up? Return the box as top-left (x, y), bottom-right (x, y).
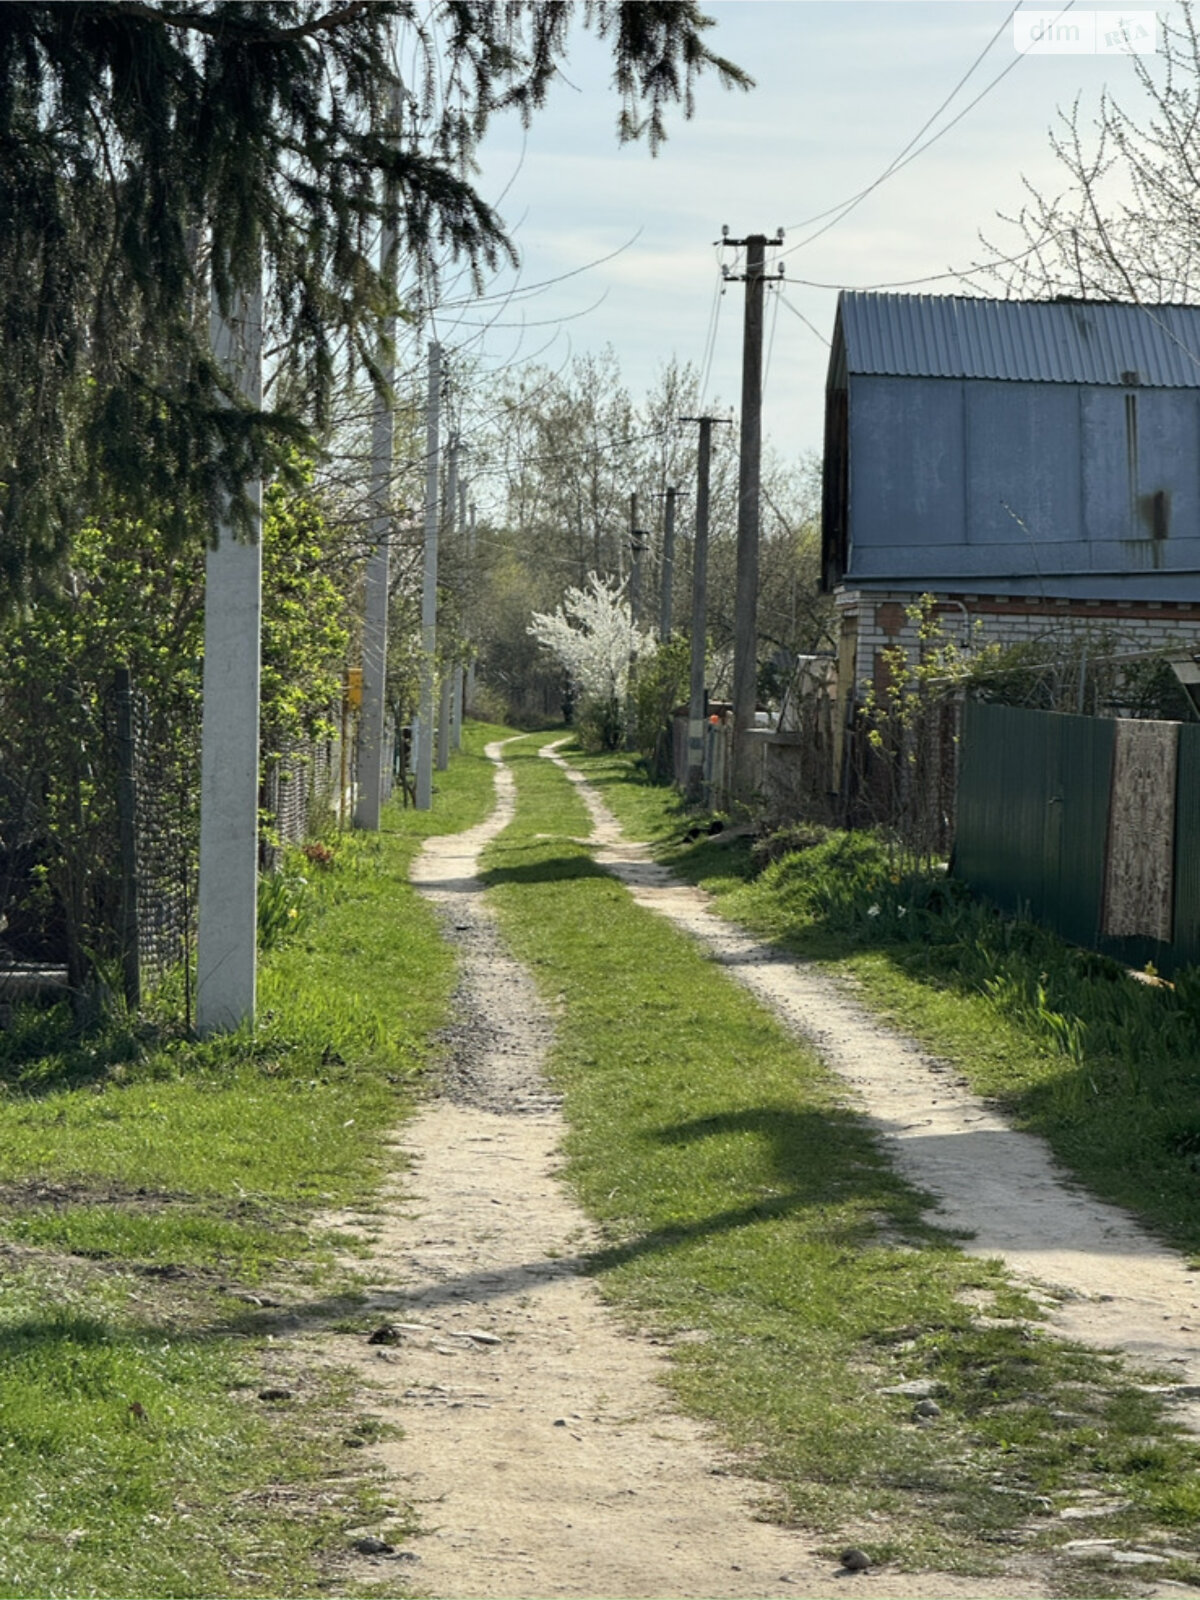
top-left (776, 292), bottom-right (831, 346)
top-left (465, 423), bottom-right (674, 480)
top-left (780, 226), bottom-right (1083, 293)
top-left (436, 291), bottom-right (611, 332)
top-left (697, 263), bottom-right (725, 410)
top-left (427, 230), bottom-right (644, 311)
top-left (781, 3), bottom-right (1021, 243)
top-left (780, 2), bottom-right (1076, 263)
top-left (763, 278), bottom-right (783, 395)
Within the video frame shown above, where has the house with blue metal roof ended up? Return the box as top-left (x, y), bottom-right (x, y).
top-left (823, 291), bottom-right (1200, 725)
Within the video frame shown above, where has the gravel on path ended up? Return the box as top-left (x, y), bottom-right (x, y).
top-left (313, 740), bottom-right (1052, 1599)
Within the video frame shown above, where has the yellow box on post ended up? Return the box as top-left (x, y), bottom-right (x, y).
top-left (345, 667), bottom-right (363, 710)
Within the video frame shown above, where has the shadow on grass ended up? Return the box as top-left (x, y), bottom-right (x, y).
top-left (318, 1104), bottom-right (947, 1320)
top-left (0, 1003), bottom-right (163, 1097)
top-left (480, 852), bottom-right (610, 891)
top-left (0, 1249), bottom-right (377, 1351)
top-left (662, 836), bottom-right (757, 890)
top-left (0, 1006), bottom-right (315, 1100)
top-left (575, 763), bottom-right (679, 799)
top-left (639, 1103), bottom-right (938, 1235)
top-left (0, 1095), bottom-right (938, 1336)
top-left (0, 1310), bottom-right (117, 1350)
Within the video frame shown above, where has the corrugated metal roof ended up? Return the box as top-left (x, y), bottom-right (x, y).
top-left (838, 292), bottom-right (1200, 387)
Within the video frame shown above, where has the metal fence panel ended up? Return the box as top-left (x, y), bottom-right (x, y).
top-left (956, 702), bottom-right (1200, 973)
top-left (1050, 711), bottom-right (1115, 950)
top-left (954, 702), bottom-right (1113, 948)
top-left (1173, 725), bottom-right (1200, 969)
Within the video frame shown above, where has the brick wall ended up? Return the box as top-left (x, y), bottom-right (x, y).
top-left (836, 589), bottom-right (1200, 700)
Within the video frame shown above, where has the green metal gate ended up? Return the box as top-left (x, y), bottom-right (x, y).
top-left (954, 701), bottom-right (1200, 974)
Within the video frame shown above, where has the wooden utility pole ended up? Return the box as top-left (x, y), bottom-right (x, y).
top-left (416, 342), bottom-right (441, 810)
top-left (725, 230), bottom-right (782, 799)
top-left (680, 415), bottom-right (731, 800)
top-left (659, 485), bottom-right (677, 640)
top-left (355, 87), bottom-right (400, 830)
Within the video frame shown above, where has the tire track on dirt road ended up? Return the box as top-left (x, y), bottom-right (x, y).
top-left (317, 739), bottom-right (1050, 1600)
top-left (541, 741), bottom-right (1200, 1434)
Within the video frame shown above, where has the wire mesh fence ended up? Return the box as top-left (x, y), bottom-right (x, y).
top-left (125, 676), bottom-right (200, 995)
top-left (262, 734), bottom-right (342, 868)
top-left (263, 723), bottom-right (396, 861)
top-left (0, 667), bottom-right (389, 1021)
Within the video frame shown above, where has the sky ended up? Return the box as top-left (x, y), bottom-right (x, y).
top-left (415, 1), bottom-right (1178, 470)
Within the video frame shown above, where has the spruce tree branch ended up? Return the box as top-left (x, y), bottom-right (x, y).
top-left (113, 1), bottom-right (377, 45)
top-left (269, 1), bottom-right (377, 40)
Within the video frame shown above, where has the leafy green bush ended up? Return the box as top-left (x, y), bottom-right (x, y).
top-left (0, 464), bottom-right (353, 998)
top-left (465, 680), bottom-right (510, 729)
top-left (575, 693), bottom-right (625, 753)
top-left (630, 633), bottom-right (690, 777)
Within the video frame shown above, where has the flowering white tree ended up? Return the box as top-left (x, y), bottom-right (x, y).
top-left (528, 572), bottom-right (656, 748)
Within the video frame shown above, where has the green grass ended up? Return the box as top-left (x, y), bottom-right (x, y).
top-left (482, 736), bottom-right (1200, 1580)
top-left (575, 746), bottom-right (1200, 1262)
top-left (0, 719), bottom-right (506, 1597)
top-left (0, 1270), bottom-right (382, 1600)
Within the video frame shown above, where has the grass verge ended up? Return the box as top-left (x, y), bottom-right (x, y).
top-left (0, 719), bottom-right (508, 1598)
top-left (482, 736), bottom-right (1200, 1585)
top-left (574, 748), bottom-right (1200, 1264)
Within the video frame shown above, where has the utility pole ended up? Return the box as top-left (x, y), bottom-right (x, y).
top-left (416, 342), bottom-right (441, 810)
top-left (197, 252), bottom-right (262, 1035)
top-left (627, 492), bottom-right (649, 750)
top-left (723, 228), bottom-right (783, 799)
top-left (628, 492), bottom-right (647, 624)
top-left (659, 485), bottom-right (677, 640)
top-left (680, 414), bottom-right (731, 801)
top-left (452, 473), bottom-right (468, 749)
top-left (355, 86), bottom-right (400, 830)
top-left (465, 498), bottom-right (477, 712)
top-left (437, 432), bottom-right (458, 772)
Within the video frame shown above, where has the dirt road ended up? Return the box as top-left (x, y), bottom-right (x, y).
top-left (541, 742), bottom-right (1200, 1424)
top-left (315, 739), bottom-right (1199, 1598)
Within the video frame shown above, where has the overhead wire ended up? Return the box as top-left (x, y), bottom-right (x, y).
top-left (381, 12), bottom-right (725, 515)
top-left (781, 3), bottom-right (1025, 246)
top-left (784, 229), bottom-right (1080, 293)
top-left (762, 276), bottom-right (783, 395)
top-left (433, 291), bottom-right (611, 332)
top-left (697, 257), bottom-right (725, 409)
top-left (703, 2), bottom-right (1078, 407)
top-left (780, 1), bottom-right (1053, 264)
top-left (777, 292), bottom-right (832, 345)
top-left (461, 423), bottom-right (675, 482)
top-left (428, 230), bottom-right (644, 311)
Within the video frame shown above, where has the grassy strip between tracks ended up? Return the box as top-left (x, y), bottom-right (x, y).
top-left (482, 734), bottom-right (1200, 1589)
top-left (0, 720), bottom-right (509, 1600)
